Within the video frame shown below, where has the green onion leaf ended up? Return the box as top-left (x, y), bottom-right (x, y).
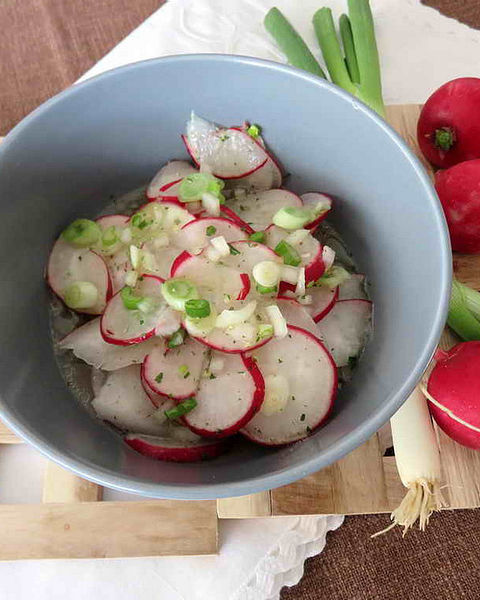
top-left (62, 219), bottom-right (101, 248)
top-left (228, 244), bottom-right (241, 256)
top-left (162, 278), bottom-right (199, 311)
top-left (120, 286), bottom-right (145, 310)
top-left (247, 124), bottom-right (261, 138)
top-left (185, 298), bottom-right (211, 319)
top-left (256, 283), bottom-right (278, 295)
top-left (272, 206), bottom-right (313, 230)
top-left (339, 14), bottom-right (360, 84)
top-left (168, 328), bottom-right (186, 348)
top-left (314, 266), bottom-right (351, 289)
top-left (249, 231), bottom-right (266, 243)
top-left (206, 225), bottom-right (217, 237)
top-left (155, 372), bottom-right (164, 384)
top-left (274, 240), bottom-right (302, 266)
top-left (448, 280), bottom-right (480, 341)
top-left (64, 281), bottom-right (98, 309)
top-left (164, 397), bottom-right (197, 420)
top-left (102, 225), bottom-right (119, 248)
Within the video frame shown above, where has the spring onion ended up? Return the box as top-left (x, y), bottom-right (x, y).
top-left (228, 244), bottom-right (241, 256)
top-left (274, 240), bottom-right (302, 266)
top-left (162, 278), bottom-right (199, 311)
top-left (252, 260), bottom-right (281, 288)
top-left (120, 286), bottom-right (145, 310)
top-left (120, 228), bottom-right (132, 244)
top-left (280, 265), bottom-right (300, 285)
top-left (256, 283), bottom-right (278, 295)
top-left (178, 364), bottom-right (190, 378)
top-left (247, 124), bottom-right (261, 138)
top-left (322, 245), bottom-right (336, 271)
top-left (447, 279), bottom-right (480, 341)
top-left (216, 301), bottom-right (257, 329)
top-left (184, 307), bottom-right (217, 337)
top-left (164, 397), bottom-right (197, 420)
top-left (273, 207), bottom-right (313, 230)
top-left (155, 372), bottom-right (163, 383)
top-left (295, 267), bottom-right (306, 296)
top-left (210, 236), bottom-right (230, 257)
top-left (314, 266), bottom-right (351, 289)
top-left (264, 7), bottom-right (326, 78)
top-left (168, 328), bottom-right (186, 348)
top-left (249, 231), bottom-right (266, 243)
top-left (124, 270), bottom-right (138, 287)
top-left (266, 304), bottom-right (288, 338)
top-left (206, 225), bottom-right (217, 237)
top-left (185, 299), bottom-right (211, 319)
top-left (178, 173), bottom-right (225, 202)
top-left (257, 323), bottom-right (274, 341)
top-left (62, 219), bottom-right (101, 248)
top-left (202, 192), bottom-right (221, 217)
top-left (102, 226), bottom-right (119, 248)
top-left (64, 281), bottom-right (98, 309)
top-left (312, 0), bottom-right (385, 117)
top-left (130, 204), bottom-right (163, 238)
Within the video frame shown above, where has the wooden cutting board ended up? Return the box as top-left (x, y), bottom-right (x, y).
top-left (1, 104), bottom-right (480, 560)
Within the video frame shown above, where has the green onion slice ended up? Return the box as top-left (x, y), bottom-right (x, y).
top-left (162, 278), bottom-right (199, 311)
top-left (102, 225), bottom-right (119, 248)
top-left (273, 207), bottom-right (313, 230)
top-left (274, 240), bottom-right (302, 266)
top-left (62, 219), bottom-right (101, 248)
top-left (247, 124), bottom-right (261, 138)
top-left (185, 299), bottom-right (211, 319)
top-left (178, 173), bottom-right (225, 203)
top-left (256, 283), bottom-right (278, 295)
top-left (168, 328), bottom-right (186, 348)
top-left (64, 281), bottom-right (98, 309)
top-left (249, 231), bottom-right (266, 243)
top-left (164, 397), bottom-right (197, 420)
top-left (120, 286), bottom-right (145, 310)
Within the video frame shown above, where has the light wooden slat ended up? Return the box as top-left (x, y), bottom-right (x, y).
top-left (43, 462), bottom-right (103, 503)
top-left (0, 420), bottom-right (21, 444)
top-left (0, 500), bottom-right (217, 560)
top-left (217, 491), bottom-right (272, 518)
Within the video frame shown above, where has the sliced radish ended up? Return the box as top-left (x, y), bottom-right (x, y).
top-left (191, 324), bottom-right (271, 354)
top-left (125, 430), bottom-right (228, 462)
top-left (174, 217), bottom-right (248, 253)
top-left (96, 214), bottom-right (130, 229)
top-left (104, 248), bottom-right (130, 293)
top-left (219, 205), bottom-right (255, 234)
top-left (141, 243), bottom-right (184, 280)
top-left (152, 200), bottom-right (196, 232)
top-left (242, 325), bottom-right (336, 445)
top-left (92, 365), bottom-right (165, 435)
top-left (59, 317), bottom-right (162, 371)
top-left (142, 337), bottom-right (209, 400)
top-left (226, 156), bottom-right (282, 192)
top-left (220, 240), bottom-right (281, 275)
top-left (170, 252), bottom-right (250, 307)
top-left (315, 299), bottom-right (373, 367)
top-left (304, 286), bottom-right (338, 322)
top-left (183, 114), bottom-right (268, 179)
top-left (146, 160), bottom-right (197, 200)
top-left (101, 274), bottom-right (169, 345)
top-left (338, 273), bottom-right (368, 300)
top-left (183, 352), bottom-right (264, 437)
top-left (227, 189), bottom-right (302, 231)
top-left (264, 225), bottom-right (324, 284)
top-left (300, 192), bottom-right (333, 231)
top-left (140, 366), bottom-right (170, 408)
top-left (275, 297), bottom-right (319, 335)
top-left (47, 238), bottom-right (112, 315)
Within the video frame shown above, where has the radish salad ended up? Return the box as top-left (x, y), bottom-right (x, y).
top-left (48, 114), bottom-right (372, 462)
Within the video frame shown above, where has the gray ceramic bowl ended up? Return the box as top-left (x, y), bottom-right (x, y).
top-left (0, 55), bottom-right (450, 499)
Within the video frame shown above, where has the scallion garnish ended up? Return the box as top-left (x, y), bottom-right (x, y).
top-left (162, 278), bottom-right (199, 311)
top-left (64, 281), bottom-right (98, 309)
top-left (155, 372), bottom-right (164, 384)
top-left (178, 173), bottom-right (225, 203)
top-left (247, 124), bottom-right (261, 138)
top-left (120, 286), bottom-right (145, 310)
top-left (62, 219), bottom-right (101, 248)
top-left (274, 240), bottom-right (301, 266)
top-left (102, 225), bottom-right (119, 248)
top-left (168, 328), bottom-right (186, 348)
top-left (256, 283), bottom-right (278, 295)
top-left (185, 298), bottom-right (211, 319)
top-left (206, 225), bottom-right (217, 236)
top-left (164, 397), bottom-right (197, 420)
top-left (228, 244), bottom-right (241, 256)
top-left (249, 231), bottom-right (266, 243)
top-left (272, 206), bottom-right (313, 230)
top-left (178, 364), bottom-right (190, 378)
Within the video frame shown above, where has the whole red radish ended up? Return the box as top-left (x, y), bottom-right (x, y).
top-left (427, 342), bottom-right (480, 449)
top-left (435, 159), bottom-right (480, 253)
top-left (417, 78), bottom-right (480, 168)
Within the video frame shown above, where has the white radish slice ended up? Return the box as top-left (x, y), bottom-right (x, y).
top-left (171, 252), bottom-right (250, 306)
top-left (146, 160), bottom-right (197, 200)
top-left (338, 273), bottom-right (368, 300)
top-left (300, 192), bottom-right (333, 230)
top-left (92, 365), bottom-right (165, 435)
top-left (315, 299), bottom-right (373, 367)
top-left (47, 238), bottom-right (112, 315)
top-left (104, 247), bottom-right (130, 293)
top-left (227, 189), bottom-right (302, 231)
top-left (59, 317), bottom-right (162, 371)
top-left (220, 241), bottom-right (281, 275)
top-left (153, 200), bottom-right (196, 232)
top-left (174, 217), bottom-right (248, 254)
top-left (275, 297), bottom-right (319, 335)
top-left (190, 322), bottom-right (271, 354)
top-left (184, 352), bottom-right (264, 437)
top-left (125, 430), bottom-right (228, 462)
top-left (242, 325), bottom-right (336, 446)
top-left (141, 243), bottom-right (184, 281)
top-left (101, 274), bottom-right (169, 345)
top-left (183, 114), bottom-right (268, 179)
top-left (96, 214), bottom-right (130, 230)
top-left (304, 286), bottom-right (338, 322)
top-left (142, 337), bottom-right (209, 400)
top-left (140, 366), bottom-right (170, 408)
top-left (219, 205), bottom-right (255, 234)
top-left (226, 156), bottom-right (282, 192)
top-left (264, 225), bottom-right (325, 284)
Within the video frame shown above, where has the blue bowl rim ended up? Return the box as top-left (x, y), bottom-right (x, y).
top-left (0, 53), bottom-right (452, 500)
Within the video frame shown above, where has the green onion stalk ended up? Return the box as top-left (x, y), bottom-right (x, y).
top-left (447, 280), bottom-right (480, 341)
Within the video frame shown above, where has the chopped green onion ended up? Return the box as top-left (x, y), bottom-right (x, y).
top-left (64, 281), bottom-right (98, 309)
top-left (164, 397), bottom-right (197, 420)
top-left (447, 280), bottom-right (480, 341)
top-left (168, 328), bottom-right (186, 348)
top-left (206, 225), bottom-right (217, 237)
top-left (315, 266), bottom-right (351, 289)
top-left (120, 286), bottom-right (145, 310)
top-left (257, 323), bottom-right (274, 341)
top-left (185, 298), bottom-right (211, 319)
top-left (455, 281), bottom-right (480, 318)
top-left (252, 260), bottom-right (281, 287)
top-left (249, 231), bottom-right (266, 243)
top-left (162, 278), bottom-right (199, 311)
top-left (274, 240), bottom-right (302, 266)
top-left (130, 204), bottom-right (163, 239)
top-left (247, 124), bottom-right (261, 138)
top-left (228, 244), bottom-right (241, 256)
top-left (264, 7), bottom-right (326, 78)
top-left (256, 283), bottom-right (278, 295)
top-left (339, 14), bottom-right (360, 84)
top-left (102, 225), bottom-right (119, 248)
top-left (62, 219), bottom-right (101, 248)
top-left (178, 173), bottom-right (224, 202)
top-left (178, 364), bottom-right (190, 379)
top-left (273, 207), bottom-right (313, 230)
top-left (155, 372), bottom-right (164, 384)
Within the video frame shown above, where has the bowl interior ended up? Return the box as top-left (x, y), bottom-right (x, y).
top-left (0, 55), bottom-right (450, 499)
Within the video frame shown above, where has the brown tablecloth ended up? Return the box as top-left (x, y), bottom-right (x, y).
top-left (1, 1), bottom-right (479, 599)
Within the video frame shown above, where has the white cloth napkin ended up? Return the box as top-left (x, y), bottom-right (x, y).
top-left (1, 1), bottom-right (479, 599)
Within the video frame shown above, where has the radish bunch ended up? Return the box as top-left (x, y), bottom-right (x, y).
top-left (49, 114), bottom-right (372, 462)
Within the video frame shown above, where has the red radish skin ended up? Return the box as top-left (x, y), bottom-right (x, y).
top-left (175, 217), bottom-right (248, 253)
top-left (140, 366), bottom-right (168, 408)
top-left (435, 160), bottom-right (480, 253)
top-left (190, 327), bottom-right (272, 354)
top-left (427, 342), bottom-right (480, 449)
top-left (417, 78), bottom-right (480, 168)
top-left (300, 192), bottom-right (333, 231)
top-left (219, 205), bottom-right (255, 234)
top-left (146, 160), bottom-right (197, 200)
top-left (183, 353), bottom-right (265, 438)
top-left (156, 178), bottom-right (183, 202)
top-left (125, 432), bottom-right (228, 462)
